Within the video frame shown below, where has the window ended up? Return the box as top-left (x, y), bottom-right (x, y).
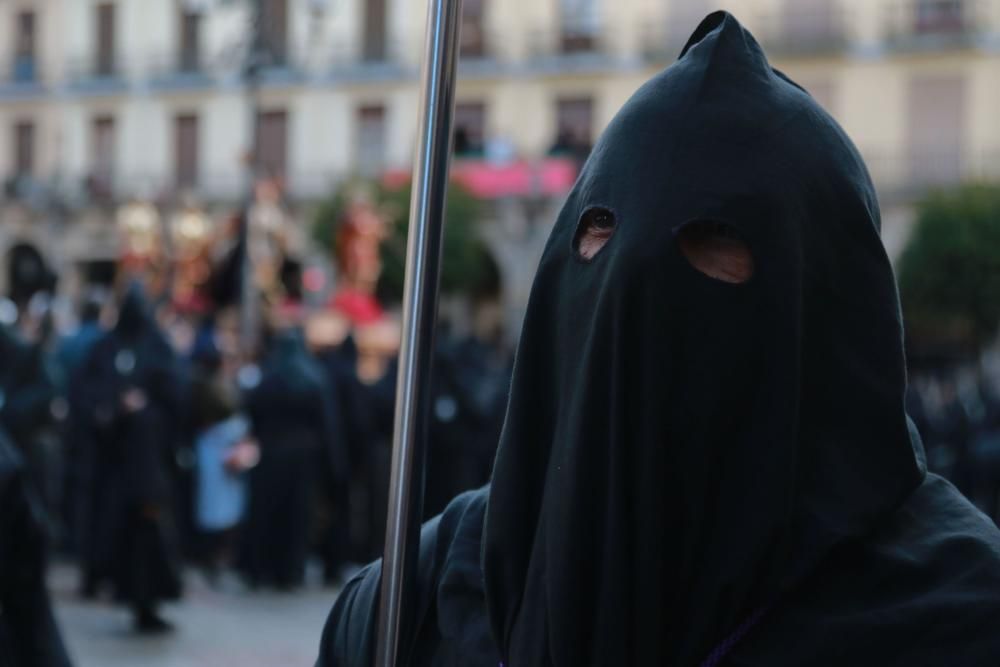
top-left (96, 3), bottom-right (116, 76)
top-left (256, 110), bottom-right (288, 182)
top-left (92, 115), bottom-right (116, 197)
top-left (175, 114), bottom-right (199, 189)
top-left (13, 11), bottom-right (36, 82)
top-left (13, 121), bottom-right (34, 177)
top-left (551, 97), bottom-right (594, 157)
top-left (454, 102), bottom-right (486, 157)
top-left (559, 0), bottom-right (599, 53)
top-left (363, 0), bottom-right (387, 61)
top-left (261, 0), bottom-right (288, 66)
top-left (907, 75), bottom-right (965, 186)
top-left (179, 8), bottom-right (201, 72)
top-left (356, 105), bottom-right (386, 177)
top-left (915, 0), bottom-right (967, 33)
top-left (460, 0), bottom-right (487, 58)
top-left (783, 0), bottom-right (839, 45)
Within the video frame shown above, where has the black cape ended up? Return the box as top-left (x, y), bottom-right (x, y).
top-left (241, 329), bottom-right (347, 587)
top-left (0, 430), bottom-right (72, 667)
top-left (318, 12), bottom-right (1000, 666)
top-left (76, 284), bottom-right (184, 604)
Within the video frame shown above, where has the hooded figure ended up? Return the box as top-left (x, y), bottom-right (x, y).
top-left (317, 12), bottom-right (1000, 666)
top-left (75, 282), bottom-right (184, 631)
top-left (240, 328), bottom-right (348, 588)
top-left (0, 428), bottom-right (72, 667)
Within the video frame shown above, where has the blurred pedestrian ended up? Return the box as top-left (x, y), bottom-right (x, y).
top-left (75, 282), bottom-right (184, 632)
top-left (58, 291), bottom-right (107, 555)
top-left (318, 13), bottom-right (1000, 666)
top-left (188, 323), bottom-right (255, 579)
top-left (0, 426), bottom-right (72, 666)
top-left (240, 328), bottom-right (347, 589)
top-left (0, 323), bottom-right (60, 534)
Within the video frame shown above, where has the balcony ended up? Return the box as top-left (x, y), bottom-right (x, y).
top-left (0, 55), bottom-right (46, 99)
top-left (327, 42), bottom-right (414, 83)
top-left (148, 51), bottom-right (214, 90)
top-left (861, 149), bottom-right (1000, 201)
top-left (884, 0), bottom-right (989, 52)
top-left (458, 30), bottom-right (507, 79)
top-left (65, 54), bottom-right (128, 94)
top-left (756, 7), bottom-right (852, 58)
top-left (525, 24), bottom-right (619, 74)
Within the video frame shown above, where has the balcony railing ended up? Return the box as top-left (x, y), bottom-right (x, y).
top-left (756, 6), bottom-right (852, 57)
top-left (328, 41), bottom-right (414, 82)
top-left (0, 55), bottom-right (46, 97)
top-left (147, 51), bottom-right (213, 89)
top-left (65, 54), bottom-right (128, 92)
top-left (525, 25), bottom-right (617, 72)
top-left (862, 149), bottom-right (1000, 199)
top-left (884, 0), bottom-right (988, 51)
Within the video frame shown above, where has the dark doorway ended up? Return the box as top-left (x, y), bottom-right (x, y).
top-left (363, 0), bottom-right (387, 61)
top-left (179, 7), bottom-right (201, 72)
top-left (175, 114), bottom-right (199, 189)
top-left (96, 3), bottom-right (116, 76)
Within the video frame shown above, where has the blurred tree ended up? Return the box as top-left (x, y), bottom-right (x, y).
top-left (312, 179), bottom-right (492, 305)
top-left (897, 184), bottom-right (1000, 355)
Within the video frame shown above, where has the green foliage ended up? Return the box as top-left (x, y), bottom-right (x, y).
top-left (311, 179), bottom-right (491, 304)
top-left (897, 184), bottom-right (1000, 349)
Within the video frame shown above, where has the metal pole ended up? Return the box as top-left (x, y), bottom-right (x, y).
top-left (375, 0), bottom-right (462, 665)
top-left (239, 0), bottom-right (264, 358)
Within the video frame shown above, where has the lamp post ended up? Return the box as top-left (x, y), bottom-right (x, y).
top-left (237, 0), bottom-right (265, 358)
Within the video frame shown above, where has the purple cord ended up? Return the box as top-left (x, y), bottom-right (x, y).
top-left (697, 606), bottom-right (769, 667)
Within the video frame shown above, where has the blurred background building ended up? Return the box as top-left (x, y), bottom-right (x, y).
top-left (0, 0), bottom-right (998, 329)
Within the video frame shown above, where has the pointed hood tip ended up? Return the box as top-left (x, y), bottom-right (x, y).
top-left (678, 10), bottom-right (759, 60)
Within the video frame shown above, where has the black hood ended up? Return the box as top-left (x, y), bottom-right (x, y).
top-left (483, 11), bottom-right (923, 666)
top-left (114, 281), bottom-right (154, 340)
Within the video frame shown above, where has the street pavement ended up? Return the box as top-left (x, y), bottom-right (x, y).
top-left (49, 564), bottom-right (340, 667)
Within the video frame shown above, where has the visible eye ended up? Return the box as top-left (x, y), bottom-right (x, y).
top-left (574, 207), bottom-right (617, 261)
top-left (676, 220), bottom-right (754, 284)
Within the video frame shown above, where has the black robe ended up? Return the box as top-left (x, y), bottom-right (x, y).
top-left (316, 488), bottom-right (496, 666)
top-left (76, 285), bottom-right (184, 606)
top-left (0, 430), bottom-right (72, 667)
top-left (241, 330), bottom-right (346, 588)
top-left (0, 326), bottom-right (60, 527)
top-left (318, 11), bottom-right (1000, 666)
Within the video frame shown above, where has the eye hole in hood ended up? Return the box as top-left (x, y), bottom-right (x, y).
top-left (573, 206), bottom-right (618, 261)
top-left (676, 219), bottom-right (754, 284)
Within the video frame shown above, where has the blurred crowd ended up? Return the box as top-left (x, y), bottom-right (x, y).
top-left (909, 367), bottom-right (1000, 525)
top-left (0, 272), bottom-right (510, 636)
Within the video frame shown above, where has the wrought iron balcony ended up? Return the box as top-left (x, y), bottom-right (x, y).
top-left (327, 41), bottom-right (414, 83)
top-left (884, 0), bottom-right (990, 51)
top-left (65, 54), bottom-right (128, 93)
top-left (0, 55), bottom-right (46, 98)
top-left (525, 24), bottom-right (618, 73)
top-left (756, 6), bottom-right (852, 57)
top-left (147, 50), bottom-right (214, 90)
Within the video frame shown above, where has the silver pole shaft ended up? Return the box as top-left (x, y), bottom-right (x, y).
top-left (375, 0), bottom-right (462, 665)
top-left (239, 0), bottom-right (263, 359)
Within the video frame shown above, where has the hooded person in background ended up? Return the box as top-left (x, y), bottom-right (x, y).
top-left (240, 328), bottom-right (348, 589)
top-left (76, 282), bottom-right (184, 632)
top-left (0, 322), bottom-right (61, 543)
top-left (317, 12), bottom-right (1000, 667)
top-left (0, 427), bottom-right (72, 667)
